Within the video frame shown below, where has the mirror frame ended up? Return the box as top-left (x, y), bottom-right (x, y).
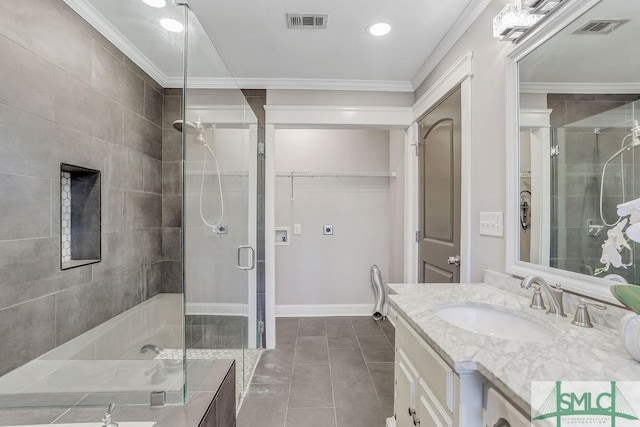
top-left (503, 0), bottom-right (627, 305)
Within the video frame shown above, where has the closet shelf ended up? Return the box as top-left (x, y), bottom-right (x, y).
top-left (276, 171), bottom-right (397, 178)
top-left (185, 170), bottom-right (398, 178)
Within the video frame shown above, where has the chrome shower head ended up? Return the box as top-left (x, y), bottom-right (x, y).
top-left (172, 120), bottom-right (199, 135)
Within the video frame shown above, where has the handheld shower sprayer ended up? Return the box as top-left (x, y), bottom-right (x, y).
top-left (598, 119), bottom-right (640, 226)
top-left (172, 119), bottom-right (225, 232)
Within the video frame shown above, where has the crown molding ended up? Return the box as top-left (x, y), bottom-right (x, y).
top-left (62, 0), bottom-right (169, 87)
top-left (520, 82), bottom-right (640, 94)
top-left (265, 105), bottom-right (413, 127)
top-left (410, 0), bottom-right (491, 90)
top-left (165, 76), bottom-right (414, 92)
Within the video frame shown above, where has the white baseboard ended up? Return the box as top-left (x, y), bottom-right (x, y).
top-left (186, 303), bottom-right (247, 317)
top-left (275, 304), bottom-right (375, 317)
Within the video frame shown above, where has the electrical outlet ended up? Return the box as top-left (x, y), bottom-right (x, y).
top-left (479, 212), bottom-right (503, 237)
top-left (323, 225), bottom-right (333, 235)
top-left (294, 224), bottom-right (302, 235)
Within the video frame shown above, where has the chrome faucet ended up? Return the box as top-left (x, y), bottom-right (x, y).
top-left (140, 344), bottom-right (163, 355)
top-left (520, 275), bottom-right (567, 317)
top-left (102, 403), bottom-right (118, 427)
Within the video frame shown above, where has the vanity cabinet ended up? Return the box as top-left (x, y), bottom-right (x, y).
top-left (394, 316), bottom-right (483, 427)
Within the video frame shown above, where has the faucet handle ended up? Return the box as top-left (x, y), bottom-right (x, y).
top-left (529, 284), bottom-right (546, 310)
top-left (572, 298), bottom-right (607, 328)
top-left (102, 403), bottom-right (119, 427)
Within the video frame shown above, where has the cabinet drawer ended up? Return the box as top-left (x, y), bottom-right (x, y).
top-left (417, 378), bottom-right (454, 427)
top-left (397, 317), bottom-right (455, 414)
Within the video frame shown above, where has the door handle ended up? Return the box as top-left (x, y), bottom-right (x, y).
top-left (237, 245), bottom-right (255, 271)
top-left (447, 255), bottom-right (461, 266)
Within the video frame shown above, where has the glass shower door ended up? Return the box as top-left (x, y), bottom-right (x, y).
top-left (181, 7), bottom-right (259, 406)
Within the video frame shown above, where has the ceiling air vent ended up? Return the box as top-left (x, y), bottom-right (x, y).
top-left (287, 14), bottom-right (328, 29)
top-left (573, 20), bottom-right (629, 35)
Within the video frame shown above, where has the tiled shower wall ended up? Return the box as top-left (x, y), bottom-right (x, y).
top-left (548, 94), bottom-right (640, 278)
top-left (0, 0), bottom-right (178, 376)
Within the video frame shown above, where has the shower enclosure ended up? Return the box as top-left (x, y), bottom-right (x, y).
top-left (181, 5), bottom-right (259, 404)
top-left (550, 97), bottom-right (640, 284)
top-left (0, 0), bottom-right (259, 411)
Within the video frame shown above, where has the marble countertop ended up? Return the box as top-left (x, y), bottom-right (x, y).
top-left (387, 282), bottom-right (640, 414)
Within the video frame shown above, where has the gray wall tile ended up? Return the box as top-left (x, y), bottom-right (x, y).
top-left (0, 237), bottom-right (92, 309)
top-left (92, 42), bottom-right (144, 115)
top-left (163, 195), bottom-right (183, 227)
top-left (162, 261), bottom-right (183, 293)
top-left (162, 162), bottom-right (182, 195)
top-left (54, 68), bottom-right (123, 145)
top-left (144, 83), bottom-right (163, 127)
top-left (144, 228), bottom-right (162, 265)
top-left (0, 0), bottom-right (170, 380)
top-left (124, 192), bottom-right (162, 229)
top-left (162, 228), bottom-right (182, 261)
top-left (163, 129), bottom-right (182, 162)
top-left (0, 34), bottom-right (55, 120)
top-left (163, 96), bottom-right (183, 130)
top-left (143, 156), bottom-right (163, 194)
top-left (102, 188), bottom-right (123, 233)
top-left (143, 262), bottom-right (163, 300)
top-left (0, 174), bottom-right (51, 240)
top-left (0, 0), bottom-right (92, 84)
top-left (0, 296), bottom-right (55, 375)
top-left (124, 56), bottom-right (163, 95)
top-left (0, 105), bottom-right (92, 180)
top-left (123, 109), bottom-right (162, 160)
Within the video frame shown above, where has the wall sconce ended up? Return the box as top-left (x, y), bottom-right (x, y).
top-left (493, 0), bottom-right (564, 41)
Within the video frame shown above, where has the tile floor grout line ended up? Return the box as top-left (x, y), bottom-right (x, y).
top-left (283, 317), bottom-right (300, 427)
top-left (323, 318), bottom-right (339, 427)
top-left (356, 319), bottom-right (388, 416)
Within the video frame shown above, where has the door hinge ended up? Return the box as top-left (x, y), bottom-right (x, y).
top-left (550, 145), bottom-right (560, 157)
top-left (411, 142), bottom-right (420, 156)
top-left (415, 231), bottom-right (421, 243)
top-left (258, 142), bottom-right (265, 154)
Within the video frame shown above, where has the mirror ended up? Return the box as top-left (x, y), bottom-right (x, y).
top-left (515, 0), bottom-right (640, 292)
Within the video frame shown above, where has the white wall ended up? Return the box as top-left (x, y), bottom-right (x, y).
top-left (389, 130), bottom-right (405, 282)
top-left (184, 128), bottom-right (250, 308)
top-left (274, 129), bottom-right (393, 310)
top-left (414, 0), bottom-right (514, 281)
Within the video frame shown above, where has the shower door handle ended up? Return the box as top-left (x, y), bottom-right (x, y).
top-left (237, 245), bottom-right (255, 271)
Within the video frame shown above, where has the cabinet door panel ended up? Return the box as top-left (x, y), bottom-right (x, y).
top-left (395, 347), bottom-right (420, 426)
top-left (417, 378), bottom-right (453, 427)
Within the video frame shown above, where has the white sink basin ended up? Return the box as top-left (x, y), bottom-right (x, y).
top-left (434, 304), bottom-right (555, 342)
top-left (6, 423), bottom-right (155, 427)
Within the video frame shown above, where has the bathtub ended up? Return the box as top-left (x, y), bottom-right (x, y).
top-left (0, 294), bottom-right (192, 408)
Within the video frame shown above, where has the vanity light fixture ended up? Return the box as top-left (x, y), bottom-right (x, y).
top-left (368, 22), bottom-right (391, 36)
top-left (493, 0), bottom-right (566, 41)
top-left (142, 0), bottom-right (166, 8)
top-left (493, 3), bottom-right (543, 41)
top-left (160, 18), bottom-right (184, 33)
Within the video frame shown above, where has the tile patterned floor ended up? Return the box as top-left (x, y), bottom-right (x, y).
top-left (157, 348), bottom-right (262, 403)
top-left (237, 316), bottom-right (396, 427)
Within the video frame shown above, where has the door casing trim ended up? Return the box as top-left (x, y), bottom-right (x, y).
top-left (406, 51), bottom-right (473, 283)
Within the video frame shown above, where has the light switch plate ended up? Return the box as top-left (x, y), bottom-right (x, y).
top-left (479, 212), bottom-right (504, 237)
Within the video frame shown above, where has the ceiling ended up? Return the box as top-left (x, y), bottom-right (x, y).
top-left (63, 0), bottom-right (486, 91)
top-left (519, 0), bottom-right (640, 88)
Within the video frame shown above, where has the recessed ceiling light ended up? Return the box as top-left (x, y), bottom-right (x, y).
top-left (368, 22), bottom-right (391, 36)
top-left (142, 0), bottom-right (166, 7)
top-left (160, 18), bottom-right (184, 33)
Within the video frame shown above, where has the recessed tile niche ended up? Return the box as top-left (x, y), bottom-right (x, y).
top-left (60, 164), bottom-right (101, 270)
